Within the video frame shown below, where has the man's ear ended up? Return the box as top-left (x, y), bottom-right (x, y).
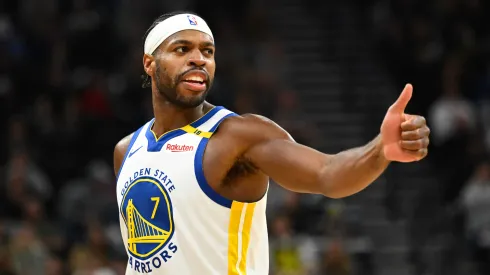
top-left (143, 54), bottom-right (155, 78)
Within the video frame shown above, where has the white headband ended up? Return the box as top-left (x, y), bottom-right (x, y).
top-left (144, 14), bottom-right (214, 55)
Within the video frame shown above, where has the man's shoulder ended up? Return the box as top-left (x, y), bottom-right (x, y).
top-left (113, 132), bottom-right (135, 176)
top-left (217, 113), bottom-right (292, 143)
top-left (219, 113), bottom-right (278, 132)
top-left (222, 113), bottom-right (271, 125)
top-left (115, 133), bottom-right (134, 154)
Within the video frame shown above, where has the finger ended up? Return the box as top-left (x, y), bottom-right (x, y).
top-left (401, 116), bottom-right (426, 131)
top-left (401, 127), bottom-right (431, 140)
top-left (389, 84), bottom-right (413, 113)
top-left (401, 148), bottom-right (428, 162)
top-left (402, 113), bottom-right (416, 122)
top-left (400, 137), bottom-right (429, 150)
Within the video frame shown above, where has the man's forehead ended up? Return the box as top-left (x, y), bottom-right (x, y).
top-left (164, 30), bottom-right (214, 46)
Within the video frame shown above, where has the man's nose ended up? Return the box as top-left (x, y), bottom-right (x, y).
top-left (187, 50), bottom-right (207, 67)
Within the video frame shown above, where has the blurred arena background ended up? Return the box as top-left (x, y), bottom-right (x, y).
top-left (1, 0), bottom-right (490, 274)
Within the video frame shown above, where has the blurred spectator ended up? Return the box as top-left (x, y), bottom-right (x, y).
top-left (3, 150), bottom-right (53, 219)
top-left (460, 160), bottom-right (490, 275)
top-left (321, 239), bottom-right (352, 275)
top-left (269, 215), bottom-right (308, 275)
top-left (69, 222), bottom-right (117, 275)
top-left (428, 56), bottom-right (478, 148)
top-left (9, 224), bottom-right (49, 275)
top-left (0, 219), bottom-right (15, 275)
top-left (44, 256), bottom-right (64, 275)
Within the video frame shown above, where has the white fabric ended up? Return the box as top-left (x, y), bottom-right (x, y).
top-left (144, 14), bottom-right (214, 55)
top-left (116, 108), bottom-right (269, 275)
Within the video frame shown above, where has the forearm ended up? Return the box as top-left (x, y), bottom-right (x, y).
top-left (320, 135), bottom-right (390, 198)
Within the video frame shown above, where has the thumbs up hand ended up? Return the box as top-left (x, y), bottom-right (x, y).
top-left (380, 84), bottom-right (430, 163)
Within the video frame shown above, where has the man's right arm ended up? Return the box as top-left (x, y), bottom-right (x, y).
top-left (113, 133), bottom-right (134, 177)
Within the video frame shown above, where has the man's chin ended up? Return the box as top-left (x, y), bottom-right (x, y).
top-left (174, 87), bottom-right (207, 107)
top-left (172, 94), bottom-right (207, 108)
top-left (158, 84), bottom-right (209, 108)
top-left (180, 99), bottom-right (205, 108)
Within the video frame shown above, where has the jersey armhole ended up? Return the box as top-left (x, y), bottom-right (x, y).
top-left (116, 126), bottom-right (144, 179)
top-left (193, 113), bottom-right (238, 209)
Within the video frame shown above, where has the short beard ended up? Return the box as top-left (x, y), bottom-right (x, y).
top-left (154, 63), bottom-right (211, 108)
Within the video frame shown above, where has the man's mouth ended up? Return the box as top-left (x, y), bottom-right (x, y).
top-left (180, 71), bottom-right (208, 92)
top-left (182, 75), bottom-right (205, 85)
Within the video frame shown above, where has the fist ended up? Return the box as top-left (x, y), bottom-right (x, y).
top-left (381, 84), bottom-right (430, 163)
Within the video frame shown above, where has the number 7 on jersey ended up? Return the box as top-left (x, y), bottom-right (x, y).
top-left (151, 197), bottom-right (160, 219)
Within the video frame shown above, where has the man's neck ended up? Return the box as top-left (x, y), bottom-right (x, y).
top-left (151, 96), bottom-right (209, 138)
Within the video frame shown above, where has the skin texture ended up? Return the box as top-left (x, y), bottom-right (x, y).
top-left (114, 29), bottom-right (430, 201)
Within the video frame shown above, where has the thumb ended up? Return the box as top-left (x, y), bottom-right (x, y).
top-left (389, 84), bottom-right (413, 113)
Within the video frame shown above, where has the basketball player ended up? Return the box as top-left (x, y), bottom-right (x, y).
top-left (114, 11), bottom-right (430, 275)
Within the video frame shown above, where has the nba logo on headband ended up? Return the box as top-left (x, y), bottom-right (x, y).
top-left (187, 15), bottom-right (198, 25)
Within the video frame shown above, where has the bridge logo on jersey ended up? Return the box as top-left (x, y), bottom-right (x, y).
top-left (120, 176), bottom-right (174, 261)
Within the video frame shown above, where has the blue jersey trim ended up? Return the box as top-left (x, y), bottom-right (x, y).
top-left (146, 128), bottom-right (187, 152)
top-left (145, 106), bottom-right (224, 152)
top-left (191, 106), bottom-right (224, 127)
top-left (116, 126), bottom-right (144, 179)
top-left (194, 113), bottom-right (238, 208)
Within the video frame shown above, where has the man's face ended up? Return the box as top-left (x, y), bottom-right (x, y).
top-left (145, 30), bottom-right (216, 108)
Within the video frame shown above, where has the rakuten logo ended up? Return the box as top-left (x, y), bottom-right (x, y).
top-left (166, 144), bottom-right (194, 152)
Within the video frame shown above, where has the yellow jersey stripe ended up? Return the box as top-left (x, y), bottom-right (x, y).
top-left (228, 201), bottom-right (256, 275)
top-left (228, 202), bottom-right (244, 275)
top-left (181, 125), bottom-right (213, 138)
top-left (238, 203), bottom-right (256, 273)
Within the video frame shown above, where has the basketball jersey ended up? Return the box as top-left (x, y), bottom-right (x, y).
top-left (116, 106), bottom-right (269, 275)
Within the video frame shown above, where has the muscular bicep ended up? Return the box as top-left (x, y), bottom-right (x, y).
top-left (245, 138), bottom-right (331, 194)
top-left (235, 115), bottom-right (330, 194)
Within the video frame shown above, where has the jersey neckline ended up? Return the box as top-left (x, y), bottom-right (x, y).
top-left (145, 106), bottom-right (224, 152)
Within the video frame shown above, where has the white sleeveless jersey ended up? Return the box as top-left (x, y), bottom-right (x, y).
top-left (116, 106), bottom-right (269, 275)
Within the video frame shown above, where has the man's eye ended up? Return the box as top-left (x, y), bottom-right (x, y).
top-left (176, 47), bottom-right (188, 53)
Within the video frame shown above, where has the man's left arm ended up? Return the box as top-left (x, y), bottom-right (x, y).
top-left (242, 84), bottom-right (430, 198)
